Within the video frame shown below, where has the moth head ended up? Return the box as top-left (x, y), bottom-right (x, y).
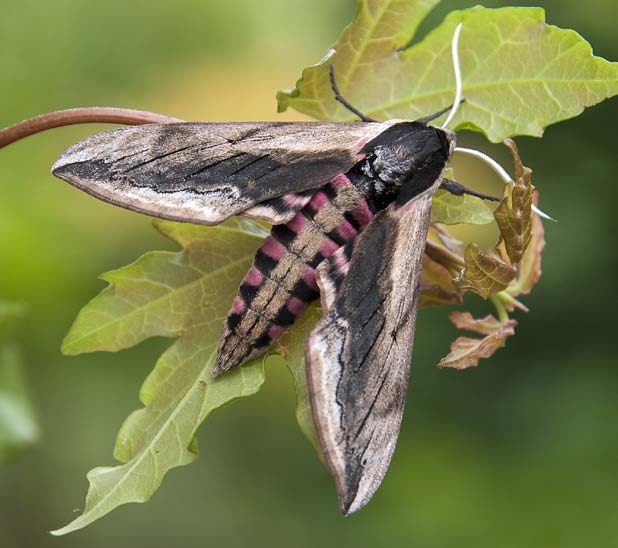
top-left (436, 126), bottom-right (457, 157)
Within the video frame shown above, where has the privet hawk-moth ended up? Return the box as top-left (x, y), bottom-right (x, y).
top-left (2, 30), bottom-right (501, 510)
top-left (49, 105), bottom-right (473, 514)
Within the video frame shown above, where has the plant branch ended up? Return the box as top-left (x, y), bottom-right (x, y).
top-left (490, 294), bottom-right (509, 323)
top-left (0, 108), bottom-right (184, 149)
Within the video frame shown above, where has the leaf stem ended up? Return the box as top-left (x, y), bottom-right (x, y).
top-left (490, 294), bottom-right (509, 323)
top-left (442, 22), bottom-right (464, 129)
top-left (498, 291), bottom-right (529, 313)
top-left (0, 108), bottom-right (184, 149)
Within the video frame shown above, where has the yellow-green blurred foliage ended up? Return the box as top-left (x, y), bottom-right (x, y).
top-left (0, 1), bottom-right (616, 547)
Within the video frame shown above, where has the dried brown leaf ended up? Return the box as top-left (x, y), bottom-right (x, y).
top-left (495, 139), bottom-right (534, 266)
top-left (430, 224), bottom-right (464, 256)
top-left (456, 244), bottom-right (517, 299)
top-left (420, 255), bottom-right (463, 308)
top-left (425, 239), bottom-right (465, 277)
top-left (438, 312), bottom-right (517, 370)
top-left (508, 192), bottom-right (545, 297)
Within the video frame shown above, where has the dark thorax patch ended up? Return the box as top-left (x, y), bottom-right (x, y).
top-left (350, 122), bottom-right (450, 210)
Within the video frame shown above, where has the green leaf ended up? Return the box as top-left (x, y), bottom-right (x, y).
top-left (278, 3), bottom-right (618, 142)
top-left (0, 342), bottom-right (39, 461)
top-left (437, 312), bottom-right (517, 370)
top-left (431, 189), bottom-right (495, 225)
top-left (277, 0), bottom-right (439, 118)
top-left (53, 219), bottom-right (268, 535)
top-left (276, 305), bottom-right (322, 458)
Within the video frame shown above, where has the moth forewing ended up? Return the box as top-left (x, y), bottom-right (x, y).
top-left (51, 120), bottom-right (402, 226)
top-left (305, 177), bottom-right (441, 515)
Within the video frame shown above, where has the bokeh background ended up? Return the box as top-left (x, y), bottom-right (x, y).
top-left (1, 1), bottom-right (616, 547)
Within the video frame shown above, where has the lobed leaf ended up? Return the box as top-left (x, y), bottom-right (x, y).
top-left (437, 312), bottom-right (517, 370)
top-left (277, 0), bottom-right (439, 120)
top-left (279, 3), bottom-right (618, 142)
top-left (54, 219), bottom-right (269, 535)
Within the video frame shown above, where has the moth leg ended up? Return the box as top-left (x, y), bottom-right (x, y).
top-left (329, 65), bottom-right (376, 123)
top-left (440, 178), bottom-right (500, 202)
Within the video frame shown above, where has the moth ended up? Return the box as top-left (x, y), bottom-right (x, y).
top-left (0, 25), bottom-right (505, 514)
top-left (43, 62), bottom-right (503, 514)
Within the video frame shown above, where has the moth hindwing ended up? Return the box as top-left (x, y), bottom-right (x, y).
top-left (51, 119), bottom-right (456, 513)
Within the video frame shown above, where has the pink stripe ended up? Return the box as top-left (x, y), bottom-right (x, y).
top-left (232, 296), bottom-right (246, 315)
top-left (334, 251), bottom-right (350, 276)
top-left (336, 219), bottom-right (357, 241)
top-left (268, 325), bottom-right (284, 339)
top-left (244, 266), bottom-right (264, 286)
top-left (330, 173), bottom-right (351, 189)
top-left (286, 213), bottom-right (306, 234)
top-left (260, 237), bottom-right (286, 260)
top-left (309, 191), bottom-right (329, 210)
top-left (287, 296), bottom-right (306, 316)
top-left (303, 267), bottom-right (318, 290)
top-left (320, 238), bottom-right (340, 257)
top-left (351, 200), bottom-right (374, 227)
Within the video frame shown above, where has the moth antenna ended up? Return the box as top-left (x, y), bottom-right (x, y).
top-left (441, 22), bottom-right (464, 129)
top-left (329, 65), bottom-right (377, 123)
top-left (455, 146), bottom-right (556, 220)
top-left (416, 103), bottom-right (458, 125)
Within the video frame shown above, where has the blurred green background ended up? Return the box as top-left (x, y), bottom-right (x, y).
top-left (0, 1), bottom-right (616, 547)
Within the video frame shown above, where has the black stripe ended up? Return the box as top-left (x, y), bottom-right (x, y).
top-left (322, 182), bottom-right (338, 200)
top-left (303, 200), bottom-right (318, 219)
top-left (343, 210), bottom-right (363, 231)
top-left (226, 313), bottom-right (243, 331)
top-left (254, 249), bottom-right (278, 276)
top-left (274, 305), bottom-right (298, 327)
top-left (307, 251), bottom-right (325, 269)
top-left (253, 333), bottom-right (273, 349)
top-left (292, 277), bottom-right (320, 303)
top-left (239, 282), bottom-right (260, 303)
top-left (271, 223), bottom-right (298, 247)
top-left (326, 227), bottom-right (348, 246)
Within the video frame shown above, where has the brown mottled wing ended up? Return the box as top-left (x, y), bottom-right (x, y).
top-left (51, 121), bottom-right (392, 225)
top-left (306, 180), bottom-right (439, 516)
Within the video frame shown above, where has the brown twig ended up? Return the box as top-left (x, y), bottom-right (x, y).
top-left (0, 107), bottom-right (184, 149)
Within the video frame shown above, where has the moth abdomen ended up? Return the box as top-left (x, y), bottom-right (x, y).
top-left (213, 174), bottom-right (376, 376)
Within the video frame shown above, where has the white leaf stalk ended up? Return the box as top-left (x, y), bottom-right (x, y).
top-left (441, 22), bottom-right (463, 129)
top-left (442, 21), bottom-right (553, 221)
top-left (455, 147), bottom-right (554, 221)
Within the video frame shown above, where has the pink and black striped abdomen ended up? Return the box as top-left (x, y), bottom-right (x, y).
top-left (213, 174), bottom-right (375, 374)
